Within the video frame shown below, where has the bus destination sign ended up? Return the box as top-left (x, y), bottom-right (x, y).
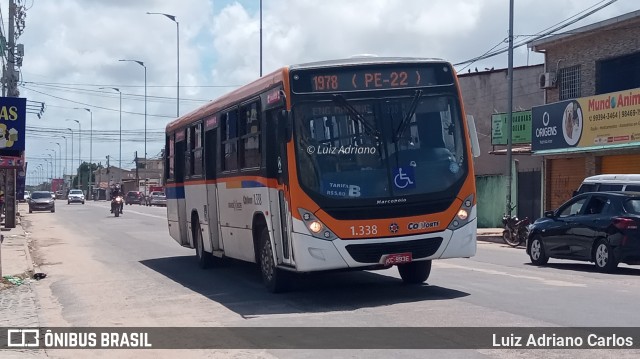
top-left (291, 64), bottom-right (454, 94)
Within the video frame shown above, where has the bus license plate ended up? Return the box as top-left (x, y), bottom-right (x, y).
top-left (382, 252), bottom-right (412, 266)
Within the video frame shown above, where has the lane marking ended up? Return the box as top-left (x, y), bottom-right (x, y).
top-left (435, 261), bottom-right (586, 287)
top-left (83, 202), bottom-right (167, 219)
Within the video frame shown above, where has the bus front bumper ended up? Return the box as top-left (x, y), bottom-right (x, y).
top-left (289, 218), bottom-right (477, 272)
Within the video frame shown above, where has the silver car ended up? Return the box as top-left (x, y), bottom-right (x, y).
top-left (147, 191), bottom-right (166, 206)
top-left (67, 189), bottom-right (85, 204)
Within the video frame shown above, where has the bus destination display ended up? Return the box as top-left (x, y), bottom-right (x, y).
top-left (292, 64), bottom-right (453, 93)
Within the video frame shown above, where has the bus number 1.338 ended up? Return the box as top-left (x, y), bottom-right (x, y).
top-left (350, 225), bottom-right (378, 236)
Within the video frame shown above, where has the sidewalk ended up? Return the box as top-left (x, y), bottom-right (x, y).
top-left (0, 203), bottom-right (41, 329)
top-left (476, 227), bottom-right (505, 244)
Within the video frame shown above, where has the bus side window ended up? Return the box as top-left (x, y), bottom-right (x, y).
top-left (240, 101), bottom-right (261, 169)
top-left (222, 111), bottom-right (239, 171)
top-left (166, 134), bottom-right (174, 181)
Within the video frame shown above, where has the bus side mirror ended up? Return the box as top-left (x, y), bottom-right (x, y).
top-left (466, 115), bottom-right (481, 158)
top-left (277, 110), bottom-right (291, 142)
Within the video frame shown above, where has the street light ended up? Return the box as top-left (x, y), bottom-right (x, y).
top-left (74, 108), bottom-right (93, 198)
top-left (100, 87), bottom-right (122, 169)
top-left (46, 149), bottom-right (56, 179)
top-left (51, 142), bottom-right (62, 178)
top-left (61, 136), bottom-right (68, 177)
top-left (146, 12), bottom-right (179, 117)
top-left (66, 119), bottom-right (82, 189)
top-left (66, 128), bottom-right (75, 187)
top-left (260, 0), bottom-right (262, 77)
top-left (119, 59), bottom-right (147, 160)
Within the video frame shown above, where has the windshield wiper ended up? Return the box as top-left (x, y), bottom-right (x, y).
top-left (394, 90), bottom-right (423, 141)
top-left (331, 95), bottom-right (380, 138)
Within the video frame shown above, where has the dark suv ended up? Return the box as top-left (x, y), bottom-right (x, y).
top-left (125, 191), bottom-right (144, 205)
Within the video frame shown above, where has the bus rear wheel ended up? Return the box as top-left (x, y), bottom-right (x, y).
top-left (398, 260), bottom-right (431, 284)
top-left (259, 228), bottom-right (289, 293)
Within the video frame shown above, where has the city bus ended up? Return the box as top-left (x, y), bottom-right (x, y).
top-left (165, 57), bottom-right (480, 292)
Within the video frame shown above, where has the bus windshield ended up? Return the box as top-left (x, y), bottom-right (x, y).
top-left (293, 93), bottom-right (467, 201)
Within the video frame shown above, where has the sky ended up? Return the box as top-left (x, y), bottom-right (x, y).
top-left (6, 0), bottom-right (639, 180)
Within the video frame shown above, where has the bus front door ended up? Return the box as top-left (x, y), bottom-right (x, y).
top-left (268, 109), bottom-right (293, 266)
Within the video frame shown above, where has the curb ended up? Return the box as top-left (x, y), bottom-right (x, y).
top-left (477, 235), bottom-right (504, 244)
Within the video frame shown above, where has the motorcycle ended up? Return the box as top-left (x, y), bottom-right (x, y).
top-left (111, 196), bottom-right (124, 217)
top-left (501, 212), bottom-right (530, 247)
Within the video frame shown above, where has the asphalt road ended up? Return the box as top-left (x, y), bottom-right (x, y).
top-left (18, 200), bottom-right (640, 359)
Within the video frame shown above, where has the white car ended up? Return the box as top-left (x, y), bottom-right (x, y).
top-left (67, 189), bottom-right (85, 204)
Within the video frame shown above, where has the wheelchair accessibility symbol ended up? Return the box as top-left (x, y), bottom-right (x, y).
top-left (393, 167), bottom-right (416, 189)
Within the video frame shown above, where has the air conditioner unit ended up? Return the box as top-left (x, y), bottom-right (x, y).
top-left (539, 72), bottom-right (556, 89)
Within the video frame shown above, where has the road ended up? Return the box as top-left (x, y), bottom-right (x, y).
top-left (16, 200), bottom-right (640, 358)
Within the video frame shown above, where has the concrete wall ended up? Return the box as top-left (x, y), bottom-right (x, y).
top-left (458, 65), bottom-right (544, 175)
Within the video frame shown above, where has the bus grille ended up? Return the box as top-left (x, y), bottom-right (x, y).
top-left (345, 237), bottom-right (443, 264)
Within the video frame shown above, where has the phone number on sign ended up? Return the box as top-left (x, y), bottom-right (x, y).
top-left (621, 109), bottom-right (639, 118)
top-left (589, 111), bottom-right (618, 121)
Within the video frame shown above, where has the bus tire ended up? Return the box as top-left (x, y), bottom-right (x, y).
top-left (259, 227), bottom-right (288, 293)
top-left (194, 221), bottom-right (214, 269)
top-left (398, 260), bottom-right (431, 284)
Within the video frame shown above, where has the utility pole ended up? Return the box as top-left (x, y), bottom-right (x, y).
top-left (135, 151), bottom-right (139, 190)
top-left (106, 155), bottom-right (110, 184)
top-left (3, 0), bottom-right (20, 228)
top-left (505, 0), bottom-right (515, 217)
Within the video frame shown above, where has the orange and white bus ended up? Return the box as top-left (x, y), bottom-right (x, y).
top-left (165, 57), bottom-right (480, 292)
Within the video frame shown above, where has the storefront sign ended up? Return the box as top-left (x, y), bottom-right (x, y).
top-left (0, 97), bottom-right (27, 155)
top-left (491, 111), bottom-right (532, 145)
top-left (532, 88), bottom-right (640, 151)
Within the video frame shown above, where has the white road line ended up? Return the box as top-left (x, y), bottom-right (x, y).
top-left (435, 261), bottom-right (587, 287)
top-left (84, 202), bottom-right (167, 219)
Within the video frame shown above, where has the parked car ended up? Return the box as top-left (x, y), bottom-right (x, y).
top-left (574, 174), bottom-right (640, 196)
top-left (29, 191), bottom-right (56, 213)
top-left (67, 189), bottom-right (85, 205)
top-left (146, 191), bottom-right (166, 206)
top-left (21, 191), bottom-right (31, 203)
top-left (50, 192), bottom-right (56, 200)
top-left (125, 191), bottom-right (144, 205)
top-left (527, 191), bottom-right (640, 272)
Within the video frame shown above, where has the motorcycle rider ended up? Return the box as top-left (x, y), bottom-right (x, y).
top-left (110, 184), bottom-right (124, 214)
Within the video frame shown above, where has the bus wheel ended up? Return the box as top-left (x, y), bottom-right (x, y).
top-left (259, 228), bottom-right (288, 293)
top-left (194, 222), bottom-right (214, 269)
top-left (398, 260), bottom-right (431, 284)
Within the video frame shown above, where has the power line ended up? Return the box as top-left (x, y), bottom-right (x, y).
top-left (20, 85), bottom-right (176, 118)
top-left (454, 0), bottom-right (618, 67)
top-left (22, 80), bottom-right (240, 88)
top-left (24, 82), bottom-right (212, 103)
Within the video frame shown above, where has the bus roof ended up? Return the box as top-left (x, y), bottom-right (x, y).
top-left (166, 57), bottom-right (449, 134)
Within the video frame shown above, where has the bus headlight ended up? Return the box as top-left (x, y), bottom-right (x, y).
top-left (308, 221), bottom-right (322, 233)
top-left (298, 209), bottom-right (336, 240)
top-left (448, 194), bottom-right (474, 230)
